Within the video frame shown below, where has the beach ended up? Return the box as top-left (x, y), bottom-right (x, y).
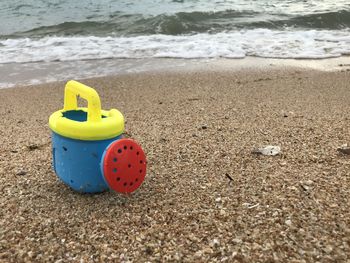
top-left (0, 66), bottom-right (350, 262)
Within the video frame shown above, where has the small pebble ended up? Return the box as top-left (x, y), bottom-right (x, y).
top-left (285, 219), bottom-right (292, 226)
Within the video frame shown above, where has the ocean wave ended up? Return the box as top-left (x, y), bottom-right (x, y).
top-left (1, 29), bottom-right (350, 63)
top-left (3, 11), bottom-right (259, 38)
top-left (279, 10), bottom-right (350, 29)
top-left (3, 9), bottom-right (350, 38)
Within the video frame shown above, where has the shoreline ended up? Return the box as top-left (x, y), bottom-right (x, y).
top-left (1, 56), bottom-right (350, 89)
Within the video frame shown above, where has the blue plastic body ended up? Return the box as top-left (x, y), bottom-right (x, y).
top-left (52, 132), bottom-right (122, 193)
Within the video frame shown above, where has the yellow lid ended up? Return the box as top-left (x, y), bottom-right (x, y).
top-left (49, 80), bottom-right (124, 141)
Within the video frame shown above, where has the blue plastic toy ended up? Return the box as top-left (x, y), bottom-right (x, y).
top-left (49, 80), bottom-right (147, 193)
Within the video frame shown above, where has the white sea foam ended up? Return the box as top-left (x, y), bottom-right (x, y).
top-left (1, 29), bottom-right (350, 63)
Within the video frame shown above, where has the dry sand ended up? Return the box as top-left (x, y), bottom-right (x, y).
top-left (0, 68), bottom-right (350, 262)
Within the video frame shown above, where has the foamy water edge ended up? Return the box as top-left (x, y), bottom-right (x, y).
top-left (2, 29), bottom-right (350, 64)
top-left (1, 56), bottom-right (350, 89)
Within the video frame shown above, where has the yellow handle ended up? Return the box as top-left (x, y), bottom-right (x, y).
top-left (63, 80), bottom-right (102, 122)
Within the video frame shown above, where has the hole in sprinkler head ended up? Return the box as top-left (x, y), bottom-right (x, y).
top-left (63, 146), bottom-right (67, 151)
top-left (140, 160), bottom-right (143, 164)
top-left (124, 146), bottom-right (127, 150)
top-left (130, 182), bottom-right (133, 186)
top-left (135, 178), bottom-right (138, 182)
top-left (118, 149), bottom-right (122, 153)
top-left (113, 158), bottom-right (117, 162)
top-left (116, 177), bottom-right (120, 181)
top-left (136, 151), bottom-right (139, 155)
top-left (70, 180), bottom-right (74, 183)
top-left (128, 164), bottom-right (131, 168)
top-left (139, 169), bottom-right (143, 173)
top-left (123, 182), bottom-right (127, 187)
top-left (130, 146), bottom-right (133, 150)
top-left (113, 168), bottom-right (117, 173)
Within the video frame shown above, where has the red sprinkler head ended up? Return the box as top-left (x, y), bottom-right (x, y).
top-left (102, 138), bottom-right (147, 194)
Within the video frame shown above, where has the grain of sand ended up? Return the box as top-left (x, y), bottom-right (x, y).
top-left (0, 69), bottom-right (350, 262)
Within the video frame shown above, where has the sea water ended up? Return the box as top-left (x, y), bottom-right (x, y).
top-left (1, 0), bottom-right (350, 87)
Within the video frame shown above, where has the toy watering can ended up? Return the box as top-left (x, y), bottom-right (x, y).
top-left (49, 80), bottom-right (147, 193)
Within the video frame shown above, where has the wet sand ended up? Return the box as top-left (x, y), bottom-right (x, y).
top-left (0, 68), bottom-right (349, 262)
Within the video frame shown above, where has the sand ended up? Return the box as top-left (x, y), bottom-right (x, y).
top-left (0, 68), bottom-right (349, 262)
